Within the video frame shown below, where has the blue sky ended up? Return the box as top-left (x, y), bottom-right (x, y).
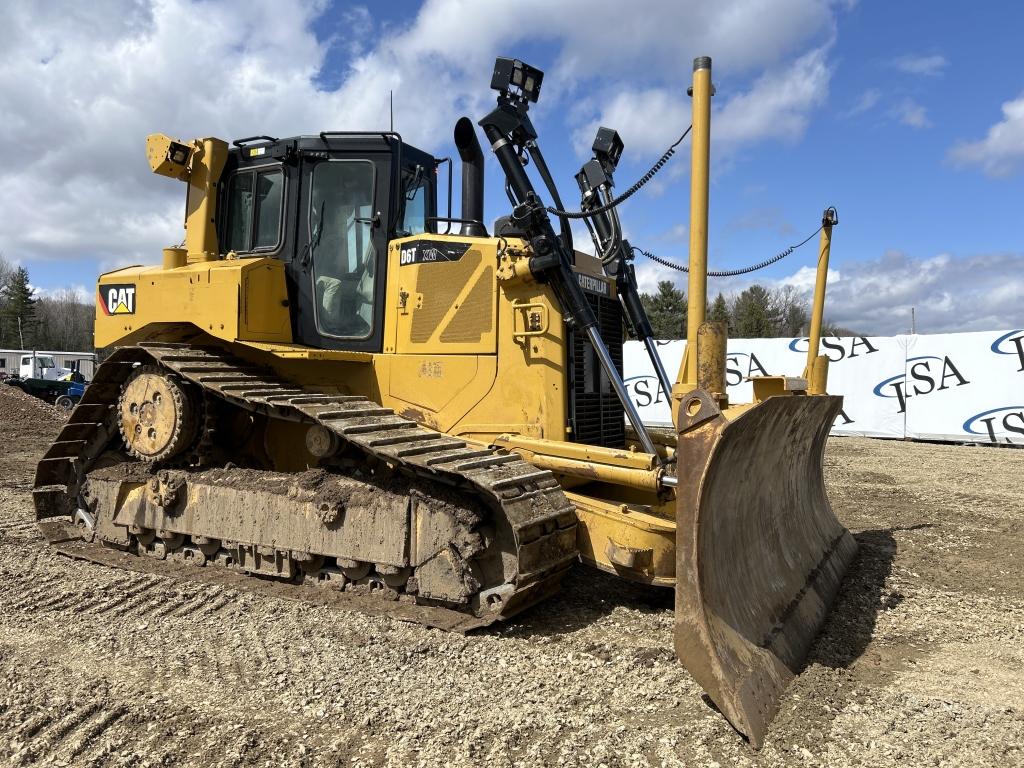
top-left (2, 0), bottom-right (1022, 334)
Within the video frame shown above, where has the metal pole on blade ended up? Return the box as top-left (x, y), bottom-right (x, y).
top-left (804, 207), bottom-right (837, 393)
top-left (684, 57), bottom-right (713, 387)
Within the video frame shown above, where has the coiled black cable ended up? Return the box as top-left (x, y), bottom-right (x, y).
top-left (632, 224), bottom-right (823, 277)
top-left (546, 125), bottom-right (692, 219)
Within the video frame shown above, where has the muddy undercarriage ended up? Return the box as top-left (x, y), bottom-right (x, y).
top-left (34, 343), bottom-right (579, 630)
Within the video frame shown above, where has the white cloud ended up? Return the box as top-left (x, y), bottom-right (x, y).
top-left (715, 45), bottom-right (832, 144)
top-left (570, 42), bottom-right (833, 171)
top-left (892, 98), bottom-right (931, 128)
top-left (0, 0), bottom-right (840, 285)
top-left (571, 89), bottom-right (691, 158)
top-left (571, 222), bottom-right (596, 256)
top-left (776, 264), bottom-right (839, 292)
top-left (841, 87), bottom-right (880, 117)
top-left (633, 248), bottom-right (1024, 335)
top-left (633, 258), bottom-right (687, 295)
top-left (948, 92), bottom-right (1024, 177)
top-left (893, 53), bottom-right (947, 76)
top-left (32, 284), bottom-right (91, 301)
top-left (727, 207), bottom-right (795, 235)
top-left (798, 250), bottom-right (1024, 334)
top-left (660, 224), bottom-right (688, 243)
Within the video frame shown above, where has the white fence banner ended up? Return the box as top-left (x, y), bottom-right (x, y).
top-left (781, 335), bottom-right (907, 439)
top-left (902, 330), bottom-right (1024, 443)
top-left (623, 328), bottom-right (1024, 445)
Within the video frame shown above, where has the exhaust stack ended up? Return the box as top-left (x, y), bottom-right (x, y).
top-left (454, 117), bottom-right (486, 236)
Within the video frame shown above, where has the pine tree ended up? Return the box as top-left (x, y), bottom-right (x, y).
top-left (640, 281), bottom-right (687, 339)
top-left (1, 266), bottom-right (37, 348)
top-left (707, 292), bottom-right (732, 334)
top-left (731, 284), bottom-right (779, 338)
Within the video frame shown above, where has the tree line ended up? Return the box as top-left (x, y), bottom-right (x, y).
top-left (639, 280), bottom-right (857, 340)
top-left (0, 254), bottom-right (95, 352)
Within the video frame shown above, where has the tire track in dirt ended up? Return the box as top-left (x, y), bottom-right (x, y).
top-left (0, 677), bottom-right (301, 768)
top-left (0, 548), bottom-right (247, 616)
top-left (0, 612), bottom-right (321, 767)
top-left (61, 706), bottom-right (130, 766)
top-left (9, 702), bottom-right (103, 766)
top-left (0, 571), bottom-right (68, 612)
top-left (0, 516), bottom-right (41, 548)
top-left (0, 518), bottom-right (38, 536)
top-left (155, 588), bottom-right (212, 618)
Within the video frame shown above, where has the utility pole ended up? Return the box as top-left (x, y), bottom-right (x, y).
top-left (911, 307), bottom-right (916, 335)
top-left (17, 316), bottom-right (23, 348)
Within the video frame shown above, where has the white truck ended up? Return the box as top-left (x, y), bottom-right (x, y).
top-left (4, 353), bottom-right (84, 408)
top-left (18, 353), bottom-right (70, 381)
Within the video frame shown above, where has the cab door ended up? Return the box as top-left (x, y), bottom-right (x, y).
top-left (292, 146), bottom-right (392, 353)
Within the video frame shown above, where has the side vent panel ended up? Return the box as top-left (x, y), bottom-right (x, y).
top-left (441, 267), bottom-right (494, 343)
top-left (394, 238), bottom-right (498, 356)
top-left (410, 250), bottom-right (483, 343)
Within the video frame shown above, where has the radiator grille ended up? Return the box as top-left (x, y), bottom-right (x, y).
top-left (569, 292), bottom-right (625, 448)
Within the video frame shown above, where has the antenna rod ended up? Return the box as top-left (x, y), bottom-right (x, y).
top-left (390, 90), bottom-right (394, 131)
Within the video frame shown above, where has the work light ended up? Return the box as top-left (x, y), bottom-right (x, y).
top-left (490, 57), bottom-right (544, 103)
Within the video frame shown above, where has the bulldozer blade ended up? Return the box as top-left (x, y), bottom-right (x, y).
top-left (673, 390), bottom-right (856, 748)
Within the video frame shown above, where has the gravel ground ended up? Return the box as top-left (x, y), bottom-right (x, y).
top-left (1, 385), bottom-right (1022, 767)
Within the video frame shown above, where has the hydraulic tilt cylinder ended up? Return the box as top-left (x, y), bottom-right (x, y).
top-left (479, 112), bottom-right (660, 460)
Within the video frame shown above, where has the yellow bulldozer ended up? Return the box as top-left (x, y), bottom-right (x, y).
top-left (34, 56), bottom-right (854, 747)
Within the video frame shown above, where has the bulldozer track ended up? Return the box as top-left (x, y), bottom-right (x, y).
top-left (32, 342), bottom-right (579, 631)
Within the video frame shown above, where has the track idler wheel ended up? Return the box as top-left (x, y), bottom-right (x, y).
top-left (118, 366), bottom-right (200, 462)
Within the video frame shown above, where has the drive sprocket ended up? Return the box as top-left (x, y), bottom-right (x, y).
top-left (117, 365), bottom-right (200, 462)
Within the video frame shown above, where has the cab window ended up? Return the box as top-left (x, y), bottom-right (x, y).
top-left (224, 168), bottom-right (284, 253)
top-left (309, 160), bottom-right (377, 339)
top-left (398, 168), bottom-right (428, 237)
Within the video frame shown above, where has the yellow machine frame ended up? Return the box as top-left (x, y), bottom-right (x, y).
top-left (76, 54), bottom-right (863, 750)
top-left (97, 61), bottom-right (836, 591)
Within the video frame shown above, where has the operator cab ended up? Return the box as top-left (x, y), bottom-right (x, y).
top-left (217, 134), bottom-right (439, 352)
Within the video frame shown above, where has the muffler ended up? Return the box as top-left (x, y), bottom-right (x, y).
top-left (454, 116), bottom-right (486, 236)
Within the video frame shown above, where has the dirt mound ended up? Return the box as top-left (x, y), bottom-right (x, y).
top-left (0, 382), bottom-right (68, 432)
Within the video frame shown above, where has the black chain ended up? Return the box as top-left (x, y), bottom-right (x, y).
top-left (546, 126), bottom-right (692, 219)
top-left (632, 225), bottom-right (823, 277)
